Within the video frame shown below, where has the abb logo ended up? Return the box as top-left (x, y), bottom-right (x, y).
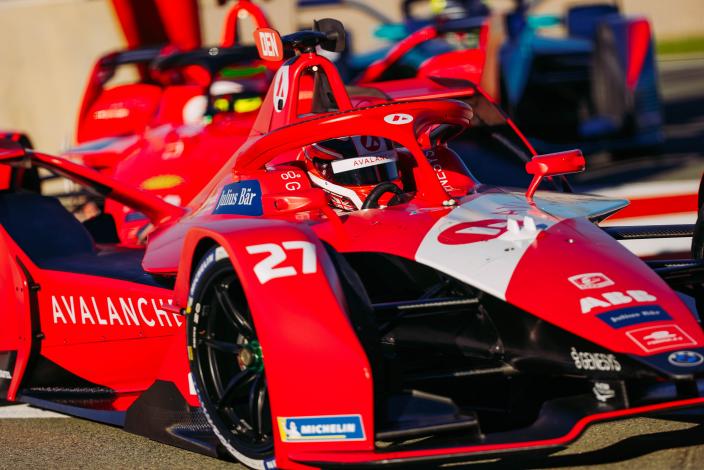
top-left (254, 28), bottom-right (283, 61)
top-left (580, 290), bottom-right (657, 314)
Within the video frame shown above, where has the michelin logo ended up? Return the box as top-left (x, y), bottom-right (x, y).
top-left (278, 415), bottom-right (365, 442)
top-left (213, 180), bottom-right (263, 216)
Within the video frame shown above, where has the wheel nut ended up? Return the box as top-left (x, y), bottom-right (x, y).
top-left (238, 348), bottom-right (253, 368)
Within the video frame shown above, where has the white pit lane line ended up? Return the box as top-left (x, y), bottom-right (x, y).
top-left (0, 404), bottom-right (68, 419)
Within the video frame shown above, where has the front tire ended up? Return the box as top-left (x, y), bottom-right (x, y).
top-left (693, 207), bottom-right (704, 260)
top-left (187, 247), bottom-right (273, 469)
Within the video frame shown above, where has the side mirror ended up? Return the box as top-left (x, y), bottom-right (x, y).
top-left (525, 150), bottom-right (585, 199)
top-left (314, 18), bottom-right (347, 53)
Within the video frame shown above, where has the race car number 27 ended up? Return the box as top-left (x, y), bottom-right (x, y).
top-left (246, 241), bottom-right (317, 284)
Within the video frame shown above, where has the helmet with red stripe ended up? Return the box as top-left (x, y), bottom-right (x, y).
top-left (303, 135), bottom-right (403, 211)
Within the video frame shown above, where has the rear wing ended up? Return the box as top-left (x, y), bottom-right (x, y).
top-left (78, 47), bottom-right (162, 115)
top-left (0, 141), bottom-right (185, 226)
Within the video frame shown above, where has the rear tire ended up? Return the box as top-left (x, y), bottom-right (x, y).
top-left (693, 175), bottom-right (704, 259)
top-left (187, 247), bottom-right (273, 469)
top-left (693, 207), bottom-right (704, 260)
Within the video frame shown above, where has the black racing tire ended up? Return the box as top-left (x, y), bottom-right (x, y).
top-left (694, 207), bottom-right (704, 260)
top-left (693, 174), bottom-right (704, 260)
top-left (187, 247), bottom-right (273, 469)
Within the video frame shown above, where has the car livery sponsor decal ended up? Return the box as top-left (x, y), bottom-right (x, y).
top-left (213, 180), bottom-right (263, 216)
top-left (384, 113), bottom-right (413, 125)
top-left (331, 154), bottom-right (396, 174)
top-left (50, 295), bottom-right (181, 327)
top-left (277, 415), bottom-right (365, 442)
top-left (246, 241), bottom-right (318, 284)
top-left (580, 290), bottom-right (657, 314)
top-left (592, 382), bottom-right (616, 402)
top-left (626, 325), bottom-right (697, 353)
top-left (568, 272), bottom-right (614, 290)
top-left (254, 28), bottom-right (284, 62)
top-left (188, 373), bottom-right (197, 396)
top-left (264, 457), bottom-right (278, 470)
top-left (570, 347), bottom-right (622, 371)
top-left (93, 107), bottom-right (129, 120)
top-left (415, 194), bottom-right (555, 300)
top-left (426, 150), bottom-right (457, 193)
top-left (437, 218), bottom-right (508, 244)
top-left (596, 305), bottom-right (671, 329)
top-left (272, 65), bottom-right (289, 112)
top-left (141, 174), bottom-right (184, 191)
top-left (668, 350), bottom-right (704, 367)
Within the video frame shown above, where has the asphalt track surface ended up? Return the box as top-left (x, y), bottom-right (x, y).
top-left (1, 57), bottom-right (703, 469)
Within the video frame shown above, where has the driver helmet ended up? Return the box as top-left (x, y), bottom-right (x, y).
top-left (431, 0), bottom-right (489, 19)
top-left (304, 135), bottom-right (403, 211)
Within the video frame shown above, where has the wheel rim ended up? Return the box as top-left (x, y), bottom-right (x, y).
top-left (193, 269), bottom-right (273, 455)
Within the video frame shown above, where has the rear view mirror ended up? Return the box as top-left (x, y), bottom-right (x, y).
top-left (525, 150), bottom-right (585, 199)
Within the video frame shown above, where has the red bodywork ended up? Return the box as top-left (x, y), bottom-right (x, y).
top-left (357, 20), bottom-right (490, 86)
top-left (0, 27), bottom-right (702, 470)
top-left (110, 0), bottom-right (201, 50)
top-left (221, 0), bottom-right (272, 47)
top-left (63, 0), bottom-right (495, 249)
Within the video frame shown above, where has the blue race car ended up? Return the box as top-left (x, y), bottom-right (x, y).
top-left (499, 1), bottom-right (664, 153)
top-left (299, 0), bottom-right (664, 154)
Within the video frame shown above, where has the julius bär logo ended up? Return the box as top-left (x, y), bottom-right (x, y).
top-left (217, 187), bottom-right (256, 208)
top-left (213, 181), bottom-right (263, 216)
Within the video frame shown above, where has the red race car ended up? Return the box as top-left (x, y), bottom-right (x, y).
top-left (1, 26), bottom-right (702, 470)
top-left (2, 1), bottom-right (275, 240)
